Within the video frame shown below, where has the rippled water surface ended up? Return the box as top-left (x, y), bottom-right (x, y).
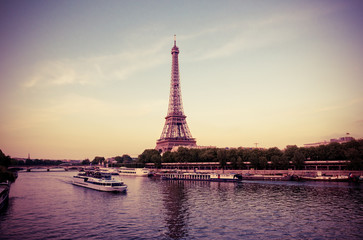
top-left (1, 171), bottom-right (362, 239)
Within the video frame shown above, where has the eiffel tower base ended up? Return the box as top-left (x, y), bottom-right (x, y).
top-left (156, 138), bottom-right (196, 153)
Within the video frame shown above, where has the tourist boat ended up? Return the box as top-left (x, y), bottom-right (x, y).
top-left (72, 171), bottom-right (127, 192)
top-left (118, 167), bottom-right (151, 177)
top-left (158, 172), bottom-right (242, 182)
top-left (0, 181), bottom-right (10, 210)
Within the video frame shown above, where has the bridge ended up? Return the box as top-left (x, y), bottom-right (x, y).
top-left (9, 165), bottom-right (81, 172)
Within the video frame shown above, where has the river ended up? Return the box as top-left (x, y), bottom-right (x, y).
top-left (0, 171), bottom-right (362, 239)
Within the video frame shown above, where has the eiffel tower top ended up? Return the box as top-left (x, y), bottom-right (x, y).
top-left (171, 34), bottom-right (179, 54)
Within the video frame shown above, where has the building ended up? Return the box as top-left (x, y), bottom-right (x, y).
top-left (155, 36), bottom-right (197, 153)
top-left (304, 135), bottom-right (355, 148)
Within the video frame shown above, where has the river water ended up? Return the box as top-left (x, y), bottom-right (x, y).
top-left (0, 171), bottom-right (362, 240)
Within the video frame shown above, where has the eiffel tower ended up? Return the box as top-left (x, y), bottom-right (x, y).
top-left (156, 36), bottom-right (197, 153)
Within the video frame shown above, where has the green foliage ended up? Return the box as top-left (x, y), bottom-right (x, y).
top-left (199, 148), bottom-right (217, 162)
top-left (114, 155), bottom-right (133, 164)
top-left (292, 150), bottom-right (305, 170)
top-left (92, 156), bottom-right (105, 165)
top-left (217, 149), bottom-right (228, 170)
top-left (137, 139), bottom-right (363, 170)
top-left (283, 145), bottom-right (299, 162)
top-left (0, 150), bottom-right (15, 182)
top-left (0, 149), bottom-right (11, 168)
top-left (9, 157), bottom-right (64, 166)
top-left (162, 151), bottom-right (176, 163)
top-left (138, 149), bottom-right (161, 168)
top-left (81, 159), bottom-right (90, 165)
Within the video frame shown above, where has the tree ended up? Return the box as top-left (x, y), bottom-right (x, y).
top-left (0, 149), bottom-right (11, 168)
top-left (271, 155), bottom-right (280, 169)
top-left (162, 151), bottom-right (176, 163)
top-left (217, 149), bottom-right (227, 171)
top-left (248, 149), bottom-right (263, 169)
top-left (237, 156), bottom-right (244, 169)
top-left (345, 148), bottom-right (362, 170)
top-left (121, 154), bottom-right (133, 164)
top-left (138, 149), bottom-right (161, 166)
top-left (292, 150), bottom-right (305, 170)
top-left (25, 159), bottom-right (34, 166)
top-left (92, 156), bottom-right (105, 165)
top-left (189, 149), bottom-right (200, 162)
top-left (316, 145), bottom-right (328, 160)
top-left (0, 149), bottom-right (15, 182)
top-left (258, 156), bottom-right (268, 169)
top-left (81, 159), bottom-right (90, 165)
top-left (176, 147), bottom-right (191, 163)
top-left (200, 148), bottom-right (217, 162)
top-left (115, 156), bottom-right (123, 163)
top-left (266, 147), bottom-right (283, 162)
top-left (284, 145), bottom-right (299, 162)
top-left (151, 154), bottom-right (162, 169)
top-left (302, 147), bottom-right (318, 160)
top-left (271, 155), bottom-right (289, 170)
top-left (326, 142), bottom-right (345, 160)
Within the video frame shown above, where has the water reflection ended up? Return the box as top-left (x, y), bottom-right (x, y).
top-left (161, 181), bottom-right (189, 239)
top-left (1, 173), bottom-right (362, 240)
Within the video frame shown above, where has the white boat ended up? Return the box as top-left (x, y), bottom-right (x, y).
top-left (0, 181), bottom-right (10, 210)
top-left (118, 167), bottom-right (151, 177)
top-left (98, 167), bottom-right (120, 175)
top-left (72, 171), bottom-right (127, 192)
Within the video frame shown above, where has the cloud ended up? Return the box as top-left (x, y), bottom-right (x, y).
top-left (22, 39), bottom-right (170, 88)
top-left (192, 3), bottom-right (343, 61)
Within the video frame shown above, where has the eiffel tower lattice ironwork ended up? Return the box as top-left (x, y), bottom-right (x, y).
top-left (156, 36), bottom-right (196, 153)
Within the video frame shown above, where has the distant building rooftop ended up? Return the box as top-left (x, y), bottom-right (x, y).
top-left (304, 136), bottom-right (354, 148)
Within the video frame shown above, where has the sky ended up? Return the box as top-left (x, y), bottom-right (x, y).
top-left (1, 0), bottom-right (363, 160)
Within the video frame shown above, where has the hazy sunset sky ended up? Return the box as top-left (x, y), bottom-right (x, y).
top-left (1, 0), bottom-right (362, 160)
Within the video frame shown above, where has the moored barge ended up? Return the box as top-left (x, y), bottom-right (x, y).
top-left (158, 172), bottom-right (242, 182)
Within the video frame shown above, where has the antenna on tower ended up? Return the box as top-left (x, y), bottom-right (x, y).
top-left (174, 34), bottom-right (176, 46)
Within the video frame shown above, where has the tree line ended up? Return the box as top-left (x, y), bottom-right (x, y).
top-left (81, 154), bottom-right (137, 167)
top-left (3, 139), bottom-right (362, 171)
top-left (0, 149), bottom-right (16, 182)
top-left (137, 139), bottom-right (363, 170)
top-left (10, 158), bottom-right (64, 166)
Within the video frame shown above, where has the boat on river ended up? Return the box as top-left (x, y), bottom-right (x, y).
top-left (118, 167), bottom-right (151, 177)
top-left (300, 171), bottom-right (351, 182)
top-left (300, 175), bottom-right (350, 182)
top-left (0, 181), bottom-right (10, 210)
top-left (242, 173), bottom-right (292, 181)
top-left (158, 172), bottom-right (242, 182)
top-left (72, 170), bottom-right (127, 192)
